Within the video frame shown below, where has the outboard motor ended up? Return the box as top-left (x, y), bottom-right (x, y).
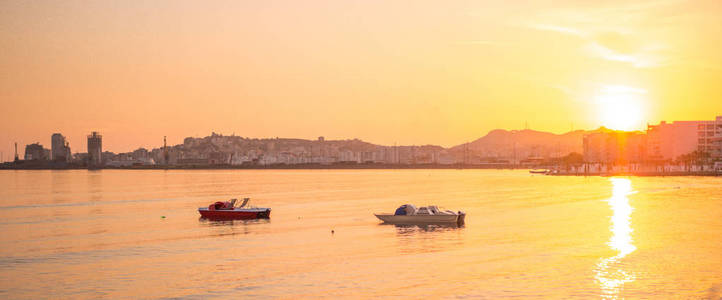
top-left (457, 211), bottom-right (466, 226)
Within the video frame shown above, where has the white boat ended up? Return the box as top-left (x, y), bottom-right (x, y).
top-left (374, 204), bottom-right (466, 225)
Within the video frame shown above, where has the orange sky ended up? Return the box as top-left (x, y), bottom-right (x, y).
top-left (1, 0), bottom-right (721, 160)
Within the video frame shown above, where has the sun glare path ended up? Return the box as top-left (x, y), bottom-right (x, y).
top-left (594, 178), bottom-right (637, 299)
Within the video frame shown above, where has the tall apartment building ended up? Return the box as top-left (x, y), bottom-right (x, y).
top-left (87, 131), bottom-right (103, 166)
top-left (698, 116), bottom-right (722, 158)
top-left (646, 116), bottom-right (722, 161)
top-left (51, 133), bottom-right (71, 162)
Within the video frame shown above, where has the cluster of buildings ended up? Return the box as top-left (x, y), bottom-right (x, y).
top-left (7, 115), bottom-right (721, 170)
top-left (11, 132), bottom-right (459, 167)
top-left (22, 133), bottom-right (72, 162)
top-left (582, 116), bottom-right (722, 166)
top-left (14, 131), bottom-right (106, 166)
top-left (158, 134), bottom-right (455, 167)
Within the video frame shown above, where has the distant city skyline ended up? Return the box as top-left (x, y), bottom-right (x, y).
top-left (6, 115), bottom-right (722, 163)
top-left (1, 122), bottom-right (619, 163)
top-left (0, 123), bottom-right (626, 162)
top-left (3, 114), bottom-right (720, 165)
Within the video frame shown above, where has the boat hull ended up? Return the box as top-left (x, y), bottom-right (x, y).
top-left (198, 208), bottom-right (271, 219)
top-left (374, 214), bottom-right (461, 225)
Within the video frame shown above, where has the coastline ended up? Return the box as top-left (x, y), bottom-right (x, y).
top-left (1, 163), bottom-right (720, 176)
top-left (548, 171), bottom-right (721, 177)
top-left (0, 162), bottom-right (516, 170)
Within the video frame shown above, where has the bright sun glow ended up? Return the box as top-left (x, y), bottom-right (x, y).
top-left (596, 85), bottom-right (647, 131)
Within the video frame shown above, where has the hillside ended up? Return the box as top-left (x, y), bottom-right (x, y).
top-left (449, 129), bottom-right (594, 159)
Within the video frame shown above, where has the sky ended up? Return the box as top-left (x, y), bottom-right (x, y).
top-left (1, 0), bottom-right (721, 159)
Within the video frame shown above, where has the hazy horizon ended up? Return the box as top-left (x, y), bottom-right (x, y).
top-left (0, 123), bottom-right (668, 160)
top-left (2, 0), bottom-right (721, 159)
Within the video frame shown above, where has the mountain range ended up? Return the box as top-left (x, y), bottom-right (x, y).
top-left (447, 128), bottom-right (619, 159)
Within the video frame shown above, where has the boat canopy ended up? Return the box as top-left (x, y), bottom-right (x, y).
top-left (209, 201), bottom-right (234, 210)
top-left (394, 204), bottom-right (417, 215)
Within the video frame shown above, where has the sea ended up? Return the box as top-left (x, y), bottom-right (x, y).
top-left (0, 169), bottom-right (721, 299)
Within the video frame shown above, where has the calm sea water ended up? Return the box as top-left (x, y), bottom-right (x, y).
top-left (0, 170), bottom-right (721, 299)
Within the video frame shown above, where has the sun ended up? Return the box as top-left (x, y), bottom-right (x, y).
top-left (596, 85), bottom-right (647, 131)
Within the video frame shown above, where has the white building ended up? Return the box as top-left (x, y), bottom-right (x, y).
top-left (646, 115), bottom-right (722, 161)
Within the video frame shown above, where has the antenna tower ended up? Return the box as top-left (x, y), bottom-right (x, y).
top-left (163, 136), bottom-right (169, 165)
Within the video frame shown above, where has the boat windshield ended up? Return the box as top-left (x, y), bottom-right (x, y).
top-left (416, 207), bottom-right (432, 214)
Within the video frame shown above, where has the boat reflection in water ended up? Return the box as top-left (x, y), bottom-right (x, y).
top-left (198, 217), bottom-right (271, 238)
top-left (390, 222), bottom-right (465, 255)
top-left (387, 222), bottom-right (463, 231)
top-left (198, 217), bottom-right (271, 226)
top-left (595, 178), bottom-right (637, 298)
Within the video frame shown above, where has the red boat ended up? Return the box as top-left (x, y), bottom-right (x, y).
top-left (198, 198), bottom-right (271, 219)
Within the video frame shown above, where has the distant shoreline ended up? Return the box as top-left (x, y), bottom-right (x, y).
top-left (0, 162), bottom-right (517, 170)
top-left (548, 171), bottom-right (720, 177)
top-left (1, 163), bottom-right (720, 176)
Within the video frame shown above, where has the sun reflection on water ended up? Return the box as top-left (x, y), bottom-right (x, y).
top-left (595, 178), bottom-right (637, 299)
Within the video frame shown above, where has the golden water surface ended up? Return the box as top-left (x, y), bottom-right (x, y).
top-left (0, 170), bottom-right (721, 299)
